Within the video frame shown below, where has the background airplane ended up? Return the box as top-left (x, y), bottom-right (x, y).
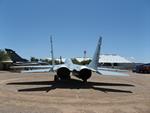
top-left (5, 48), bottom-right (48, 66)
top-left (5, 48), bottom-right (28, 63)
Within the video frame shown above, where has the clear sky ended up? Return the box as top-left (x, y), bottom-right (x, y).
top-left (0, 0), bottom-right (149, 63)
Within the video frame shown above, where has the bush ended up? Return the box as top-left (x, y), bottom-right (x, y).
top-left (0, 49), bottom-right (9, 62)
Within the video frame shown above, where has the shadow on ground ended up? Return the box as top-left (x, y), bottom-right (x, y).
top-left (7, 79), bottom-right (134, 93)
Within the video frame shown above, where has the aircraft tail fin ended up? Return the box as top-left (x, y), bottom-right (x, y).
top-left (50, 36), bottom-right (55, 71)
top-left (5, 48), bottom-right (28, 63)
top-left (64, 58), bottom-right (73, 65)
top-left (88, 37), bottom-right (102, 70)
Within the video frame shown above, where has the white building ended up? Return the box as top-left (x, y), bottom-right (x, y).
top-left (99, 54), bottom-right (132, 63)
top-left (75, 54), bottom-right (134, 69)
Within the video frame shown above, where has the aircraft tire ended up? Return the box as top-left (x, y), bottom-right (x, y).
top-left (67, 75), bottom-right (71, 80)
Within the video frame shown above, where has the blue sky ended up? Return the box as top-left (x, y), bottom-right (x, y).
top-left (0, 0), bottom-right (150, 63)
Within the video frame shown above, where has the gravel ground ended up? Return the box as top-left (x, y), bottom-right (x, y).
top-left (0, 71), bottom-right (150, 113)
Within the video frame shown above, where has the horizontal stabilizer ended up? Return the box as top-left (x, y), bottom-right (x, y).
top-left (21, 69), bottom-right (50, 73)
top-left (97, 70), bottom-right (129, 76)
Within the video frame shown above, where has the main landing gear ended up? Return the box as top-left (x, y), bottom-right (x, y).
top-left (54, 75), bottom-right (71, 82)
top-left (54, 75), bottom-right (59, 81)
top-left (54, 75), bottom-right (87, 83)
top-left (83, 79), bottom-right (87, 83)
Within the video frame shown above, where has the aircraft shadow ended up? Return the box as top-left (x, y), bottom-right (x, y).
top-left (7, 79), bottom-right (134, 93)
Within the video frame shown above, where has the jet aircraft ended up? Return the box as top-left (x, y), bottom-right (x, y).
top-left (5, 48), bottom-right (48, 66)
top-left (51, 37), bottom-right (128, 82)
top-left (5, 48), bottom-right (51, 72)
top-left (6, 37), bottom-right (128, 79)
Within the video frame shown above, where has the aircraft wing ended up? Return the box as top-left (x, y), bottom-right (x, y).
top-left (21, 68), bottom-right (51, 73)
top-left (98, 67), bottom-right (128, 72)
top-left (10, 65), bottom-right (52, 69)
top-left (96, 68), bottom-right (129, 76)
top-left (10, 65), bottom-right (52, 73)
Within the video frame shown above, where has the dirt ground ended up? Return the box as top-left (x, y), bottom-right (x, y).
top-left (0, 71), bottom-right (150, 113)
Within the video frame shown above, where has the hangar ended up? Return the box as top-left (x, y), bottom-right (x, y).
top-left (75, 54), bottom-right (135, 70)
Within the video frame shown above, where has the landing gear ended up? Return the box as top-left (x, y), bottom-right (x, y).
top-left (54, 74), bottom-right (71, 82)
top-left (66, 75), bottom-right (71, 80)
top-left (83, 79), bottom-right (87, 83)
top-left (54, 75), bottom-right (59, 81)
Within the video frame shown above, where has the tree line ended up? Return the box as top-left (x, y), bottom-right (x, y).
top-left (30, 57), bottom-right (91, 65)
top-left (0, 49), bottom-right (9, 62)
top-left (0, 49), bottom-right (91, 65)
